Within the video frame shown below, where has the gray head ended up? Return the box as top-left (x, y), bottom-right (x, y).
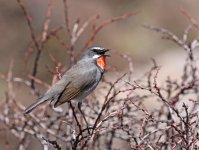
top-left (82, 46), bottom-right (110, 60)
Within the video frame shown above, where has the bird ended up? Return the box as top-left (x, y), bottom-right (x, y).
top-left (24, 46), bottom-right (110, 114)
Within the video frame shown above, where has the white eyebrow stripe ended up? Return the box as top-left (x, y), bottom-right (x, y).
top-left (92, 46), bottom-right (103, 50)
top-left (93, 54), bottom-right (101, 59)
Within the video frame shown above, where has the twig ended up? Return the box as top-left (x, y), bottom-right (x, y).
top-left (42, 137), bottom-right (62, 150)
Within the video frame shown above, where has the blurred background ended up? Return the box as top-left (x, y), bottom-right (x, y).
top-left (1, 0), bottom-right (199, 86)
top-left (1, 0), bottom-right (199, 149)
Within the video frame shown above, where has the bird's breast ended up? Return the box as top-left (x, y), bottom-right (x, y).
top-left (97, 56), bottom-right (106, 70)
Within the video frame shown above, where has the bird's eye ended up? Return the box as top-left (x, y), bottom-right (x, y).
top-left (92, 49), bottom-right (105, 55)
top-left (92, 49), bottom-right (100, 53)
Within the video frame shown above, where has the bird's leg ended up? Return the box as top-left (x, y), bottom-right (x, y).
top-left (78, 102), bottom-right (90, 134)
top-left (69, 102), bottom-right (82, 133)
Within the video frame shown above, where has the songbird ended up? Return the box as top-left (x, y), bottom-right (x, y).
top-left (24, 46), bottom-right (110, 114)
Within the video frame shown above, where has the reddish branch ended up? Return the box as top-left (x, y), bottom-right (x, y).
top-left (41, 0), bottom-right (55, 43)
top-left (17, 0), bottom-right (55, 89)
top-left (85, 12), bottom-right (138, 48)
top-left (17, 0), bottom-right (40, 51)
top-left (180, 7), bottom-right (199, 31)
top-left (62, 0), bottom-right (71, 37)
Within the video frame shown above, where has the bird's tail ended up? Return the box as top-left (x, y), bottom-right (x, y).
top-left (24, 97), bottom-right (49, 114)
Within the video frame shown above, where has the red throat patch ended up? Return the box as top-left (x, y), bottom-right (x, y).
top-left (97, 56), bottom-right (106, 70)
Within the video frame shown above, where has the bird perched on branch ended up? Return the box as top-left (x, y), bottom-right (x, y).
top-left (24, 46), bottom-right (110, 114)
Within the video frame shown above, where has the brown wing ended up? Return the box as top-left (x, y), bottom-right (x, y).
top-left (54, 85), bottom-right (81, 107)
top-left (53, 68), bottom-right (97, 107)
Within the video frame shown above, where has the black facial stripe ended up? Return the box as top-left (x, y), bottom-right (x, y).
top-left (92, 48), bottom-right (109, 54)
top-left (93, 50), bottom-right (105, 54)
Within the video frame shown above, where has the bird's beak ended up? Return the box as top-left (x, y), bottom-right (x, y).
top-left (103, 49), bottom-right (110, 57)
top-left (104, 48), bottom-right (110, 52)
top-left (104, 54), bottom-right (110, 57)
